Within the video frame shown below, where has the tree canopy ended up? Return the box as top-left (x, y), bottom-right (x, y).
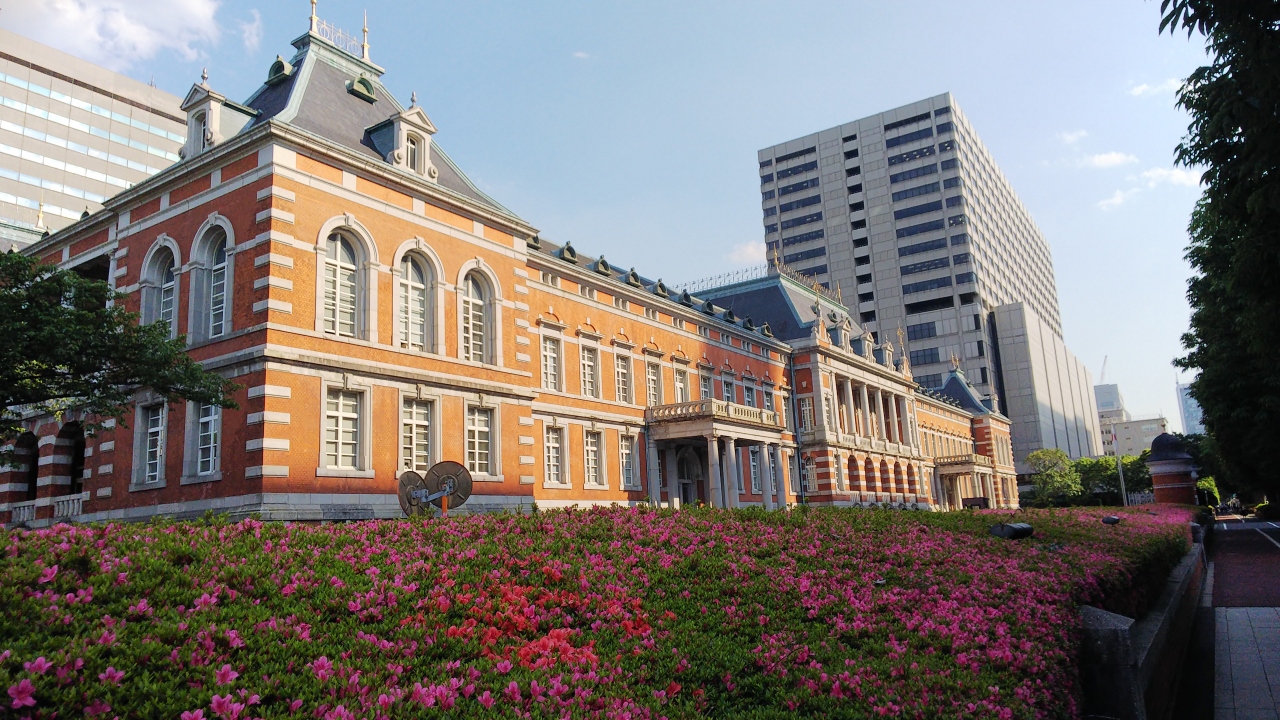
top-left (0, 251), bottom-right (237, 465)
top-left (1161, 0), bottom-right (1280, 500)
top-left (1026, 448), bottom-right (1082, 501)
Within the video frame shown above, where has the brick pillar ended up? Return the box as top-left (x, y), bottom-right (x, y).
top-left (1149, 460), bottom-right (1197, 505)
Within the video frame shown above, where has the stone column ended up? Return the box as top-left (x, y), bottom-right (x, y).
top-left (760, 445), bottom-right (775, 511)
top-left (875, 389), bottom-right (887, 440)
top-left (773, 445), bottom-right (787, 509)
top-left (706, 435), bottom-right (722, 509)
top-left (722, 437), bottom-right (738, 509)
top-left (645, 437), bottom-right (661, 505)
top-left (842, 381), bottom-right (857, 436)
top-left (888, 394), bottom-right (901, 444)
top-left (664, 447), bottom-right (679, 510)
top-left (858, 383), bottom-right (871, 437)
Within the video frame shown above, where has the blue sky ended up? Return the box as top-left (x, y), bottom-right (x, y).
top-left (4, 0), bottom-right (1208, 429)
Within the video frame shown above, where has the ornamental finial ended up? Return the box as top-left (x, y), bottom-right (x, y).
top-left (361, 10), bottom-right (370, 60)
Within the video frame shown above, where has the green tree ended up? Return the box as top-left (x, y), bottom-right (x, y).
top-left (1161, 1), bottom-right (1280, 501)
top-left (1121, 451), bottom-right (1153, 493)
top-left (1027, 448), bottom-right (1082, 501)
top-left (0, 251), bottom-right (237, 465)
top-left (1074, 455), bottom-right (1118, 496)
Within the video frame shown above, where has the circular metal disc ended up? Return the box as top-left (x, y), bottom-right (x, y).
top-left (424, 461), bottom-right (473, 509)
top-left (397, 470), bottom-right (428, 517)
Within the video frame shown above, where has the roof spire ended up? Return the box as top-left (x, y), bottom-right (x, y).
top-left (410, 91), bottom-right (417, 107)
top-left (310, 0), bottom-right (317, 32)
top-left (361, 10), bottom-right (370, 60)
top-left (200, 68), bottom-right (209, 87)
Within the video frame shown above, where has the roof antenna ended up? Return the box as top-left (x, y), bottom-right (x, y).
top-left (310, 0), bottom-right (318, 32)
top-left (361, 10), bottom-right (370, 60)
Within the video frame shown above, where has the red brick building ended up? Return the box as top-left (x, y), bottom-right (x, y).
top-left (2, 20), bottom-right (1017, 525)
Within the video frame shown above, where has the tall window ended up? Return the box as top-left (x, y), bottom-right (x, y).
top-left (584, 431), bottom-right (602, 486)
top-left (803, 457), bottom-right (817, 492)
top-left (743, 385), bottom-right (756, 408)
top-left (541, 337), bottom-right (561, 390)
top-left (763, 390), bottom-right (775, 412)
top-left (324, 390), bottom-right (361, 469)
top-left (461, 273), bottom-right (489, 363)
top-left (195, 112), bottom-right (209, 150)
top-left (466, 406), bottom-right (493, 474)
top-left (700, 374), bottom-right (712, 400)
top-left (323, 234), bottom-right (358, 337)
top-left (399, 255), bottom-right (430, 350)
top-left (722, 379), bottom-right (735, 403)
top-left (750, 448), bottom-right (761, 493)
top-left (544, 427), bottom-right (563, 485)
top-left (580, 346), bottom-right (599, 398)
top-left (143, 404), bottom-right (165, 484)
top-left (674, 369), bottom-right (689, 403)
top-left (646, 363), bottom-right (660, 406)
top-left (209, 236), bottom-right (228, 338)
top-left (196, 403), bottom-right (220, 475)
top-left (799, 397), bottom-right (815, 431)
top-left (158, 260), bottom-right (176, 331)
top-left (406, 135), bottom-right (420, 172)
top-left (401, 399), bottom-right (433, 472)
top-left (824, 393), bottom-right (836, 428)
top-left (615, 355), bottom-right (631, 403)
top-left (620, 435), bottom-right (637, 489)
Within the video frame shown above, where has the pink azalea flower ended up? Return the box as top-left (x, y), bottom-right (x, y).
top-left (38, 565), bottom-right (57, 584)
top-left (23, 657), bottom-right (53, 674)
top-left (495, 660), bottom-right (513, 674)
top-left (181, 711), bottom-right (206, 720)
top-left (478, 690), bottom-right (495, 709)
top-left (83, 698), bottom-right (111, 716)
top-left (310, 656), bottom-right (334, 682)
top-left (214, 664), bottom-right (238, 686)
top-left (98, 666), bottom-right (124, 684)
top-left (376, 693), bottom-right (394, 709)
top-left (8, 678), bottom-right (36, 709)
top-left (289, 699), bottom-right (304, 713)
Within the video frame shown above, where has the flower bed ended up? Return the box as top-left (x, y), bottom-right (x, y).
top-left (0, 505), bottom-right (1192, 719)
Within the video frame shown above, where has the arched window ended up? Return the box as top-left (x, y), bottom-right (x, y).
top-left (323, 233), bottom-right (359, 337)
top-left (158, 257), bottom-right (177, 330)
top-left (461, 272), bottom-right (489, 362)
top-left (406, 135), bottom-right (420, 173)
top-left (208, 233), bottom-right (229, 337)
top-left (399, 254), bottom-right (430, 350)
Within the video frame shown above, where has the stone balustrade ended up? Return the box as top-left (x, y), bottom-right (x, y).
top-left (646, 399), bottom-right (782, 429)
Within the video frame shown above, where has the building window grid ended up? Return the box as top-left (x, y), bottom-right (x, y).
top-left (142, 404), bottom-right (164, 483)
top-left (722, 379), bottom-right (735, 404)
top-left (399, 256), bottom-right (429, 350)
top-left (674, 369), bottom-right (689, 403)
top-left (544, 426), bottom-right (564, 485)
top-left (541, 337), bottom-right (561, 390)
top-left (799, 397), bottom-right (814, 431)
top-left (401, 399), bottom-right (434, 472)
top-left (615, 355), bottom-right (632, 403)
top-left (750, 448), bottom-right (762, 493)
top-left (196, 403), bottom-right (219, 475)
top-left (323, 236), bottom-right (358, 337)
top-left (209, 241), bottom-right (228, 338)
top-left (580, 346), bottom-right (599, 398)
top-left (461, 275), bottom-right (488, 363)
top-left (620, 435), bottom-right (638, 489)
top-left (700, 374), bottom-right (712, 400)
top-left (646, 363), bottom-right (661, 406)
top-left (324, 390), bottom-right (361, 469)
top-left (584, 431), bottom-right (603, 487)
top-left (466, 406), bottom-right (493, 475)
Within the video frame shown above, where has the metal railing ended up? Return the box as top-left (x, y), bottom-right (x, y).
top-left (645, 399), bottom-right (781, 429)
top-left (315, 18), bottom-right (362, 55)
top-left (1127, 491), bottom-right (1155, 506)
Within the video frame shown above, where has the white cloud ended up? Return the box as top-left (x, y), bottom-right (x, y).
top-left (1097, 189), bottom-right (1137, 210)
top-left (1128, 78), bottom-right (1182, 97)
top-left (0, 0), bottom-right (221, 72)
top-left (238, 9), bottom-right (262, 53)
top-left (573, 51), bottom-right (590, 59)
top-left (1057, 130), bottom-right (1088, 145)
top-left (728, 241), bottom-right (766, 266)
top-left (1141, 167), bottom-right (1201, 187)
top-left (1081, 152), bottom-right (1139, 168)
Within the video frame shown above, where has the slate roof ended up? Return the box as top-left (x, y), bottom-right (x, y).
top-left (936, 367), bottom-right (1005, 418)
top-left (696, 276), bottom-right (855, 343)
top-left (237, 31), bottom-right (518, 221)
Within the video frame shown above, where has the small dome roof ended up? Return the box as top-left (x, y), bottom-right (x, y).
top-left (1148, 433), bottom-right (1191, 461)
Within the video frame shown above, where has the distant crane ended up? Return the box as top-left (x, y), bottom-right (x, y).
top-left (1100, 355), bottom-right (1108, 384)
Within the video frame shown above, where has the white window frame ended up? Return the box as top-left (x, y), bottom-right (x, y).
top-left (208, 238), bottom-right (229, 339)
top-left (674, 368), bottom-right (689, 403)
top-left (400, 397), bottom-right (436, 473)
top-left (803, 456), bottom-right (818, 492)
top-left (461, 273), bottom-right (491, 363)
top-left (580, 345), bottom-right (599, 398)
top-left (743, 383), bottom-right (756, 408)
top-left (643, 307), bottom-right (659, 321)
top-left (541, 336), bottom-right (562, 391)
top-left (614, 354), bottom-right (632, 403)
top-left (196, 403), bottom-right (220, 475)
top-left (620, 433), bottom-right (639, 489)
top-left (645, 362), bottom-right (661, 406)
top-left (544, 425), bottom-right (566, 486)
top-left (540, 271), bottom-right (559, 288)
top-left (613, 296), bottom-right (629, 311)
top-left (583, 430), bottom-right (605, 489)
top-left (399, 254), bottom-right (431, 351)
top-left (579, 284), bottom-right (597, 301)
top-left (722, 377), bottom-right (736, 404)
top-left (699, 374), bottom-right (712, 400)
top-left (750, 447), bottom-right (761, 493)
top-left (799, 397), bottom-right (815, 431)
top-left (466, 404), bottom-right (498, 478)
top-left (140, 403), bottom-right (165, 486)
top-left (323, 389), bottom-right (362, 471)
top-left (763, 388), bottom-right (775, 413)
top-left (323, 234), bottom-right (360, 338)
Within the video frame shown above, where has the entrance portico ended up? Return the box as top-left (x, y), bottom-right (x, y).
top-left (645, 399), bottom-right (793, 509)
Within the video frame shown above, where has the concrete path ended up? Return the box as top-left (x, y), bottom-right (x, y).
top-left (1214, 520), bottom-right (1280, 720)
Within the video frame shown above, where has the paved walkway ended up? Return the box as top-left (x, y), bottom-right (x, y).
top-left (1214, 519), bottom-right (1280, 720)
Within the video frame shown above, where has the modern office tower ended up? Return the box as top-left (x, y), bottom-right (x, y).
top-left (0, 28), bottom-right (184, 245)
top-left (1177, 382), bottom-right (1205, 434)
top-left (1094, 383), bottom-right (1131, 456)
top-left (758, 93), bottom-right (1099, 471)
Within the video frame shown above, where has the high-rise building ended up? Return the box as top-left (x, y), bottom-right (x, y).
top-left (0, 28), bottom-right (184, 247)
top-left (1094, 383), bottom-right (1131, 456)
top-left (1177, 382), bottom-right (1205, 434)
top-left (757, 93), bottom-right (1099, 471)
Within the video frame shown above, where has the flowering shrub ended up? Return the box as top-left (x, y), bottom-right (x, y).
top-left (0, 505), bottom-right (1191, 719)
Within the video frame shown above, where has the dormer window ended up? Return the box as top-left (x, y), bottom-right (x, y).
top-left (348, 76), bottom-right (377, 103)
top-left (406, 135), bottom-right (420, 173)
top-left (194, 112), bottom-right (209, 151)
